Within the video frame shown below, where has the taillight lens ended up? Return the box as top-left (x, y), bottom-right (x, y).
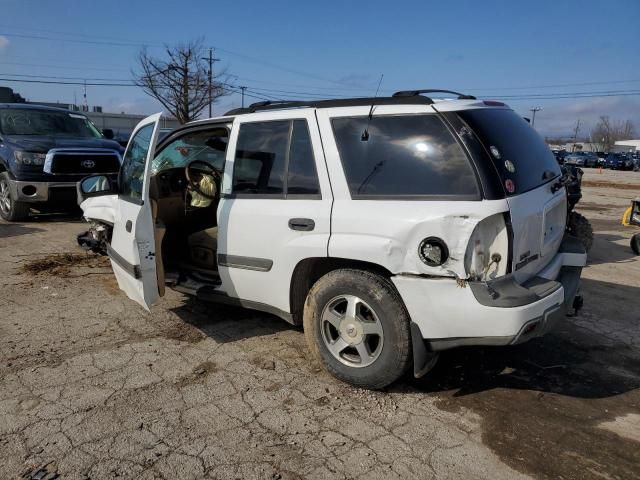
top-left (465, 213), bottom-right (510, 281)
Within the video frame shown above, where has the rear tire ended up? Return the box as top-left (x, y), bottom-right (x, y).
top-left (567, 211), bottom-right (593, 253)
top-left (631, 233), bottom-right (640, 255)
top-left (303, 269), bottom-right (411, 389)
top-left (0, 173), bottom-right (30, 222)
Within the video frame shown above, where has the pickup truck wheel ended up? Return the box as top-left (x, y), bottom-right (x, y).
top-left (0, 173), bottom-right (30, 221)
top-left (303, 269), bottom-right (411, 389)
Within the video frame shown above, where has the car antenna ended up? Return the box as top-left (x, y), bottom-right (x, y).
top-left (361, 74), bottom-right (384, 141)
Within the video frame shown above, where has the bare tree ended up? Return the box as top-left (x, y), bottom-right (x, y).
top-left (133, 39), bottom-right (229, 123)
top-left (590, 116), bottom-right (636, 152)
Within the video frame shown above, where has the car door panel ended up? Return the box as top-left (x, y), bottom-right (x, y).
top-left (108, 113), bottom-right (162, 310)
top-left (216, 111), bottom-right (332, 314)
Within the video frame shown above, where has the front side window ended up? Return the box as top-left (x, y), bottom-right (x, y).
top-left (120, 123), bottom-right (154, 200)
top-left (0, 109), bottom-right (101, 138)
top-left (152, 127), bottom-right (228, 174)
top-left (232, 120), bottom-right (290, 195)
top-left (331, 114), bottom-right (479, 198)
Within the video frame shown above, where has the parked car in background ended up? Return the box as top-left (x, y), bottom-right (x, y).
top-left (565, 151), bottom-right (598, 168)
top-left (605, 153), bottom-right (634, 170)
top-left (0, 104), bottom-right (123, 221)
top-left (552, 149), bottom-right (567, 165)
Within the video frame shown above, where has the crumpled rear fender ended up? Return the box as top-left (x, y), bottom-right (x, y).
top-left (328, 199), bottom-right (510, 279)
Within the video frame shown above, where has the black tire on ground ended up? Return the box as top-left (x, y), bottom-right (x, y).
top-left (631, 233), bottom-right (640, 255)
top-left (567, 211), bottom-right (594, 253)
top-left (0, 172), bottom-right (30, 222)
top-left (303, 269), bottom-right (412, 390)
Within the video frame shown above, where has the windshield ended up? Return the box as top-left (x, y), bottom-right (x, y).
top-left (0, 109), bottom-right (102, 138)
top-left (457, 108), bottom-right (561, 195)
top-left (152, 127), bottom-right (228, 174)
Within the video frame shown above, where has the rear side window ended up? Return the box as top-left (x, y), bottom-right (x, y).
top-left (232, 119), bottom-right (321, 197)
top-left (287, 120), bottom-right (320, 195)
top-left (457, 108), bottom-right (561, 195)
top-left (331, 115), bottom-right (479, 198)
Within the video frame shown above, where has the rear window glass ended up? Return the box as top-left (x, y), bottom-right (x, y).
top-left (457, 108), bottom-right (561, 195)
top-left (331, 115), bottom-right (479, 198)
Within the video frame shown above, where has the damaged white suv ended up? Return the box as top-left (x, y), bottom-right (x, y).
top-left (78, 90), bottom-right (587, 389)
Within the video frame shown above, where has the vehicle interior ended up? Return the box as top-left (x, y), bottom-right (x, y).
top-left (147, 123), bottom-right (286, 293)
top-left (148, 126), bottom-right (228, 286)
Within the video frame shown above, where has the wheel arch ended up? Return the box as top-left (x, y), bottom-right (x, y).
top-left (289, 257), bottom-right (393, 325)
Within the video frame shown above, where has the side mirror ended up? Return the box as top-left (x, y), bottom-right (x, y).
top-left (77, 175), bottom-right (115, 204)
top-left (102, 128), bottom-right (115, 140)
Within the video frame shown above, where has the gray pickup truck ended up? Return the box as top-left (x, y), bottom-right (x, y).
top-left (0, 103), bottom-right (123, 221)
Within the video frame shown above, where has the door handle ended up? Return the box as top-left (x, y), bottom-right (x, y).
top-left (288, 218), bottom-right (315, 231)
top-left (125, 220), bottom-right (133, 232)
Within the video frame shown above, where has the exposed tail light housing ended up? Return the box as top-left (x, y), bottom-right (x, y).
top-left (465, 213), bottom-right (510, 281)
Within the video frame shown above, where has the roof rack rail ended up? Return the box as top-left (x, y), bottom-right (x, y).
top-left (392, 89), bottom-right (476, 100)
top-left (224, 95), bottom-right (436, 116)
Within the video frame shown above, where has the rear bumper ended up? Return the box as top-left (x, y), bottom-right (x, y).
top-left (393, 235), bottom-right (587, 351)
top-left (8, 179), bottom-right (77, 203)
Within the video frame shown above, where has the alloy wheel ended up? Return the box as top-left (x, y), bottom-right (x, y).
top-left (0, 178), bottom-right (11, 215)
top-left (320, 294), bottom-right (384, 368)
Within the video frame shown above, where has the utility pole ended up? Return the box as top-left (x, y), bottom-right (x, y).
top-left (572, 119), bottom-right (581, 152)
top-left (529, 106), bottom-right (541, 127)
top-left (201, 48), bottom-right (220, 117)
top-left (83, 80), bottom-right (88, 111)
top-left (240, 86), bottom-right (247, 108)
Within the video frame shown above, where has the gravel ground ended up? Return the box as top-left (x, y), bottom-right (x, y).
top-left (0, 169), bottom-right (639, 480)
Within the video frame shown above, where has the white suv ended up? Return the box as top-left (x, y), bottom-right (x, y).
top-left (78, 90), bottom-right (587, 389)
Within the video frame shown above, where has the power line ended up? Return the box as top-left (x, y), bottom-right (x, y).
top-left (0, 60), bottom-right (131, 73)
top-left (0, 72), bottom-right (134, 82)
top-left (0, 77), bottom-right (137, 87)
top-left (2, 76), bottom-right (640, 103)
top-left (0, 31), bottom-right (361, 89)
top-left (0, 32), bottom-right (155, 48)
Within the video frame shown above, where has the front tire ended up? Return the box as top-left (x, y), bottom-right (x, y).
top-left (0, 173), bottom-right (30, 222)
top-left (303, 269), bottom-right (411, 389)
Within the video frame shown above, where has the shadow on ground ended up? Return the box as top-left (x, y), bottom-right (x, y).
top-left (588, 232), bottom-right (637, 265)
top-left (170, 297), bottom-right (297, 344)
top-left (0, 223), bottom-right (45, 238)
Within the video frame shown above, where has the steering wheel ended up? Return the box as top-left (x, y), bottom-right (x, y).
top-left (185, 160), bottom-right (221, 200)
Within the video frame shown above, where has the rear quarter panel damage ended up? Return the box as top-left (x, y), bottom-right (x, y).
top-left (328, 198), bottom-right (510, 278)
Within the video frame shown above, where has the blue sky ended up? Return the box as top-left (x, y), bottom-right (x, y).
top-left (0, 0), bottom-right (639, 138)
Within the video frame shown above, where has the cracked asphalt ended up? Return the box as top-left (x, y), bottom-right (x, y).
top-left (1, 169), bottom-right (639, 480)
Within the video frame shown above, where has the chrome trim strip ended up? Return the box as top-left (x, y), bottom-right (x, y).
top-left (107, 244), bottom-right (141, 279)
top-left (217, 254), bottom-right (273, 272)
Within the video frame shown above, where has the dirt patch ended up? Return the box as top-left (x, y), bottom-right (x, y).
top-left (582, 180), bottom-right (640, 190)
top-left (20, 252), bottom-right (109, 277)
top-left (162, 321), bottom-right (205, 344)
top-left (100, 274), bottom-right (121, 296)
top-left (576, 201), bottom-right (619, 212)
top-left (175, 361), bottom-right (217, 388)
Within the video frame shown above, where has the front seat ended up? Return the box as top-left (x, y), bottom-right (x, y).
top-left (187, 226), bottom-right (218, 270)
